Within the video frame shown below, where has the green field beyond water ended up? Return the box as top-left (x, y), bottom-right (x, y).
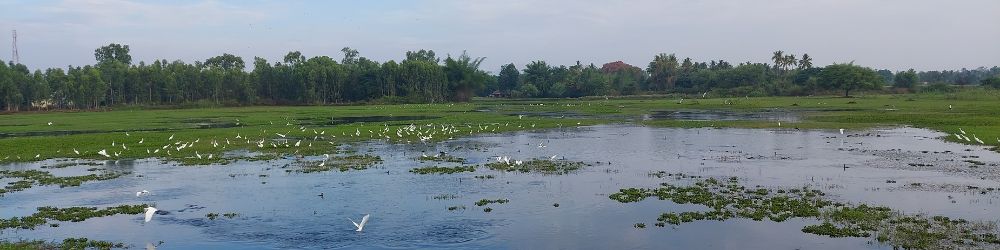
top-left (2, 90), bottom-right (999, 164)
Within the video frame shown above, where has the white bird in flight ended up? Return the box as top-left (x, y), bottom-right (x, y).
top-left (144, 207), bottom-right (158, 222)
top-left (136, 190), bottom-right (150, 197)
top-left (348, 214), bottom-right (370, 232)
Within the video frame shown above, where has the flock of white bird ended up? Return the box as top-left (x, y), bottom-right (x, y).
top-left (953, 127), bottom-right (996, 145)
top-left (53, 116), bottom-right (565, 234)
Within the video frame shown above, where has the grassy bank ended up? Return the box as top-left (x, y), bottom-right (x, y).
top-left (1, 90), bottom-right (999, 164)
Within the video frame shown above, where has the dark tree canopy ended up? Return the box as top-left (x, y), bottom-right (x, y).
top-left (94, 43), bottom-right (132, 65)
top-left (1, 43), bottom-right (997, 112)
top-left (819, 64), bottom-right (884, 97)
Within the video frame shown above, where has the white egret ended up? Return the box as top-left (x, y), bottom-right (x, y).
top-left (138, 138), bottom-right (144, 144)
top-left (550, 155), bottom-right (558, 160)
top-left (144, 207), bottom-right (158, 222)
top-left (97, 149), bottom-right (110, 158)
top-left (136, 190), bottom-right (149, 197)
top-left (348, 214), bottom-right (370, 232)
top-left (73, 148), bottom-right (80, 155)
top-left (960, 128), bottom-right (966, 134)
top-left (974, 135), bottom-right (984, 144)
top-left (47, 122), bottom-right (53, 126)
top-left (276, 133), bottom-right (286, 138)
top-left (839, 129), bottom-right (845, 135)
top-left (168, 134), bottom-right (175, 140)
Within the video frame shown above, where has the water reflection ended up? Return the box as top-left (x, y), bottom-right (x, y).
top-left (2, 125), bottom-right (998, 249)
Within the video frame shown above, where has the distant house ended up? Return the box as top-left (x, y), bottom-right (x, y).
top-left (489, 90), bottom-right (507, 98)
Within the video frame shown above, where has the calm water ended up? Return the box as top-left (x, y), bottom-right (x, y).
top-left (2, 125), bottom-right (999, 249)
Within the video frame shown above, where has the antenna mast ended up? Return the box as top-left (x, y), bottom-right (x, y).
top-left (11, 29), bottom-right (19, 64)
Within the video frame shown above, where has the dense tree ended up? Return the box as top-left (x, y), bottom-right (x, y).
top-left (94, 44), bottom-right (132, 65)
top-left (893, 69), bottom-right (918, 89)
top-left (982, 77), bottom-right (1000, 89)
top-left (647, 53), bottom-right (678, 91)
top-left (819, 64), bottom-right (884, 97)
top-left (2, 44), bottom-right (997, 112)
top-left (497, 63), bottom-right (519, 94)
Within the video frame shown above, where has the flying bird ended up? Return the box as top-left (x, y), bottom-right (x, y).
top-left (144, 207), bottom-right (158, 222)
top-left (348, 214), bottom-right (370, 232)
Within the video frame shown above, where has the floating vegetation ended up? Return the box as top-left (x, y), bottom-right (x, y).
top-left (483, 207), bottom-right (493, 213)
top-left (290, 154), bottom-right (383, 173)
top-left (417, 154), bottom-right (466, 163)
top-left (474, 175), bottom-right (495, 179)
top-left (409, 165), bottom-right (476, 175)
top-left (206, 213), bottom-right (219, 220)
top-left (0, 238), bottom-right (127, 250)
top-left (609, 174), bottom-right (1000, 249)
top-left (634, 223), bottom-right (646, 229)
top-left (433, 194), bottom-right (460, 200)
top-left (41, 161), bottom-right (102, 169)
top-left (223, 212), bottom-right (239, 219)
top-left (0, 169), bottom-right (127, 195)
top-left (447, 206), bottom-right (466, 211)
top-left (484, 159), bottom-right (588, 174)
top-left (553, 203), bottom-right (560, 207)
top-left (475, 198), bottom-right (510, 206)
top-left (0, 205), bottom-right (146, 230)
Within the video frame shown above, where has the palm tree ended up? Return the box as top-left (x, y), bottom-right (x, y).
top-left (771, 50), bottom-right (785, 71)
top-left (799, 54), bottom-right (813, 69)
top-left (784, 54), bottom-right (797, 71)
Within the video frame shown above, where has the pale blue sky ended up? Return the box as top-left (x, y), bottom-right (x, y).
top-left (1, 0), bottom-right (998, 72)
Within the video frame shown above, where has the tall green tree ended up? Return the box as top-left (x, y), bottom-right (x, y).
top-left (893, 69), bottom-right (918, 89)
top-left (497, 63), bottom-right (519, 93)
top-left (819, 64), bottom-right (884, 97)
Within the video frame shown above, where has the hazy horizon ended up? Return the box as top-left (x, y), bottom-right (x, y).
top-left (1, 0), bottom-right (998, 73)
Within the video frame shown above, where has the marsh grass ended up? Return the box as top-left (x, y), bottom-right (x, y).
top-left (409, 165), bottom-right (475, 175)
top-left (5, 92), bottom-right (1000, 164)
top-left (0, 205), bottom-right (146, 230)
top-left (289, 154), bottom-right (383, 173)
top-left (610, 174), bottom-right (1000, 249)
top-left (484, 159), bottom-right (587, 174)
top-left (0, 169), bottom-right (127, 195)
top-left (0, 238), bottom-right (126, 250)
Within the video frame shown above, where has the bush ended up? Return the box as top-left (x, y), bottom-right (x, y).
top-left (918, 83), bottom-right (956, 93)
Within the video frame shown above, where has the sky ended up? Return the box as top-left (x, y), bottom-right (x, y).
top-left (0, 0), bottom-right (998, 73)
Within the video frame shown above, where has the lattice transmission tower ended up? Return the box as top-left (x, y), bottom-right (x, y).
top-left (11, 29), bottom-right (19, 64)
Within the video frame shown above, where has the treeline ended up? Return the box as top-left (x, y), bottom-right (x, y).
top-left (1, 44), bottom-right (998, 111)
top-left (0, 45), bottom-right (490, 111)
top-left (486, 51), bottom-right (1000, 98)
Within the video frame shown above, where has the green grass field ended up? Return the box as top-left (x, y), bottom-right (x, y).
top-left (2, 89), bottom-right (999, 164)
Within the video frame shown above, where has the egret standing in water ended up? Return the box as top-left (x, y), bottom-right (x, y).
top-left (136, 190), bottom-right (150, 197)
top-left (349, 214), bottom-right (370, 232)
